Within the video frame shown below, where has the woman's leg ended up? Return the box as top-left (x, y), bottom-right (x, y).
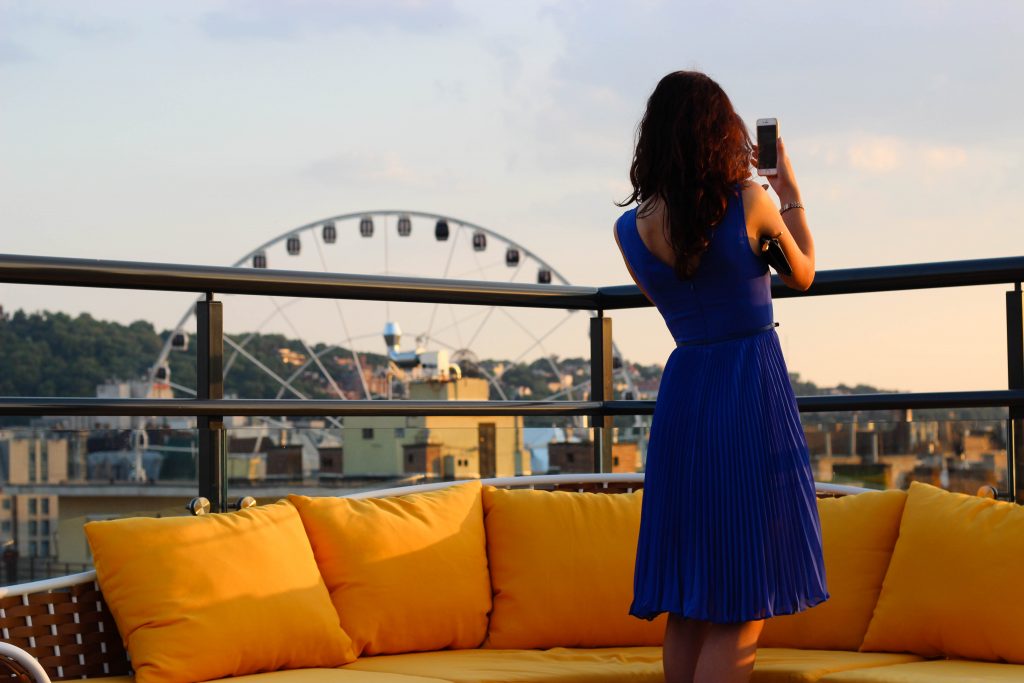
top-left (663, 613), bottom-right (711, 683)
top-left (693, 618), bottom-right (765, 683)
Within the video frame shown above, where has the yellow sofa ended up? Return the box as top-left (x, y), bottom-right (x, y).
top-left (2, 473), bottom-right (1023, 683)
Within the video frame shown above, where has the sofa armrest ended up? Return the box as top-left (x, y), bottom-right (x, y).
top-left (0, 642), bottom-right (53, 683)
top-left (0, 571), bottom-right (130, 680)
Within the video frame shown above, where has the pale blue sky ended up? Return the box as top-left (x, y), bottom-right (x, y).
top-left (2, 0), bottom-right (1022, 393)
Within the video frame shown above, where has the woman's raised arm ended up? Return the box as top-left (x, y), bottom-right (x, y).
top-left (751, 137), bottom-right (815, 291)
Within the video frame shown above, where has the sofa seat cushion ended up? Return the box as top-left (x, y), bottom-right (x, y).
top-left (203, 669), bottom-right (452, 682)
top-left (342, 647), bottom-right (927, 683)
top-left (82, 676), bottom-right (448, 683)
top-left (751, 649), bottom-right (926, 683)
top-left (760, 490), bottom-right (908, 651)
top-left (818, 658), bottom-right (1024, 682)
top-left (340, 646), bottom-right (665, 682)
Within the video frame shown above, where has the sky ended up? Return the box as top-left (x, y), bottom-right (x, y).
top-left (1, 0), bottom-right (1022, 394)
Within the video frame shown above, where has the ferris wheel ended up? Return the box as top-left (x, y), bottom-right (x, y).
top-left (148, 210), bottom-right (644, 425)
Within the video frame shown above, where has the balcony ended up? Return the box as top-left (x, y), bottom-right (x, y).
top-left (2, 251), bottom-right (1024, 683)
top-left (0, 251), bottom-right (1021, 576)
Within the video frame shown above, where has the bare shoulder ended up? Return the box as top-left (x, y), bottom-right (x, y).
top-left (740, 180), bottom-right (777, 238)
top-left (740, 179), bottom-right (773, 208)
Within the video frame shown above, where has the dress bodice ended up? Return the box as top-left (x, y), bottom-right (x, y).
top-left (615, 187), bottom-right (773, 344)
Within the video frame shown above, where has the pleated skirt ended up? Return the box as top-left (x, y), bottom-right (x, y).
top-left (629, 327), bottom-right (830, 624)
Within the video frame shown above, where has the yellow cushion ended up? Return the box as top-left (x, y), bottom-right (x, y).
top-left (341, 646), bottom-right (665, 682)
top-left (84, 501), bottom-right (356, 683)
top-left (860, 481), bottom-right (1024, 662)
top-left (480, 486), bottom-right (666, 649)
top-left (819, 659), bottom-right (1024, 682)
top-left (760, 490), bottom-right (908, 651)
top-left (289, 480), bottom-right (491, 657)
top-left (207, 669), bottom-right (452, 683)
top-left (342, 647), bottom-right (926, 683)
top-left (751, 648), bottom-right (925, 683)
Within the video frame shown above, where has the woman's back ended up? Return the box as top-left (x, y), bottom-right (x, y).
top-left (615, 185), bottom-right (774, 345)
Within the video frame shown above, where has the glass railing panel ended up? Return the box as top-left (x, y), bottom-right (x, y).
top-left (0, 426), bottom-right (198, 585)
top-left (800, 412), bottom-right (1009, 495)
top-left (222, 418), bottom-right (622, 503)
top-left (600, 412), bottom-right (1009, 496)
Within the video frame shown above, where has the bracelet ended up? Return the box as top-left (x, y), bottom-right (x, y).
top-left (780, 201), bottom-right (804, 215)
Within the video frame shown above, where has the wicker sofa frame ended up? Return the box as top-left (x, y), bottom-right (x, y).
top-left (0, 472), bottom-right (870, 683)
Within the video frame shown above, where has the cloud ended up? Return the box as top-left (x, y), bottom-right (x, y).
top-left (200, 0), bottom-right (466, 40)
top-left (484, 35), bottom-right (522, 89)
top-left (848, 137), bottom-right (905, 172)
top-left (299, 150), bottom-right (450, 189)
top-left (0, 39), bottom-right (32, 65)
top-left (0, 4), bottom-right (127, 65)
top-left (924, 145), bottom-right (968, 170)
top-left (846, 136), bottom-right (969, 173)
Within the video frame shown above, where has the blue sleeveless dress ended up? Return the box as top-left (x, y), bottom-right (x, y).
top-left (617, 187), bottom-right (830, 624)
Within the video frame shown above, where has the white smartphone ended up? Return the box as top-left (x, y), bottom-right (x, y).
top-left (756, 118), bottom-right (779, 176)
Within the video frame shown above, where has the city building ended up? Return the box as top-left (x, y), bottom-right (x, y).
top-left (0, 431), bottom-right (67, 559)
top-left (343, 376), bottom-right (528, 479)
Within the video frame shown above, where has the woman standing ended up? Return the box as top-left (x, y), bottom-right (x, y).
top-left (613, 71), bottom-right (829, 683)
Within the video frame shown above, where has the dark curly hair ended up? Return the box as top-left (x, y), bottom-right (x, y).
top-left (617, 71), bottom-right (754, 280)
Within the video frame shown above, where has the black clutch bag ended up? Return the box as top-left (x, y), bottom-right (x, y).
top-left (759, 235), bottom-right (793, 276)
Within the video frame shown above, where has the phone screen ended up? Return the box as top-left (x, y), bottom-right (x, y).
top-left (757, 122), bottom-right (778, 170)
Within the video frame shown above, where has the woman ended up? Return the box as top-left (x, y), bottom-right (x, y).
top-left (613, 71), bottom-right (828, 683)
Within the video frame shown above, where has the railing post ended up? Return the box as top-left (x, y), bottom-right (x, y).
top-left (590, 314), bottom-right (614, 473)
top-left (1007, 285), bottom-right (1023, 504)
top-left (196, 294), bottom-right (226, 512)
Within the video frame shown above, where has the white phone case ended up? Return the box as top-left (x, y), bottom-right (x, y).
top-left (756, 118), bottom-right (778, 177)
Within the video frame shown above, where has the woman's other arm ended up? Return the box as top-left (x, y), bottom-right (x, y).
top-left (612, 221), bottom-right (655, 304)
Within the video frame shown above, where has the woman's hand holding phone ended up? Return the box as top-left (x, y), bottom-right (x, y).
top-left (766, 137), bottom-right (801, 205)
top-left (754, 137), bottom-right (801, 205)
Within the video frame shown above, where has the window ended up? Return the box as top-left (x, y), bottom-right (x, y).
top-left (567, 452), bottom-right (575, 463)
top-left (28, 521), bottom-right (37, 535)
top-left (407, 454), bottom-right (414, 463)
top-left (613, 456), bottom-right (620, 466)
top-left (41, 498), bottom-right (50, 515)
top-left (29, 541), bottom-right (37, 557)
top-left (41, 520), bottom-right (50, 536)
top-left (28, 498), bottom-right (37, 515)
top-left (396, 428), bottom-right (405, 438)
top-left (2, 499), bottom-right (10, 510)
top-left (362, 428), bottom-right (374, 440)
top-left (41, 540), bottom-right (50, 557)
top-left (1, 520), bottom-right (10, 532)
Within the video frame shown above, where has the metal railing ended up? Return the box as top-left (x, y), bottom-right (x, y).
top-left (2, 252), bottom-right (1023, 508)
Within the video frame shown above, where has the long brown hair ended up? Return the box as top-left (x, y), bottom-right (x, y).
top-left (617, 71), bottom-right (754, 279)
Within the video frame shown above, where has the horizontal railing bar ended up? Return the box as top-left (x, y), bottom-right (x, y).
top-left (0, 398), bottom-right (603, 417)
top-left (599, 255), bottom-right (1024, 309)
top-left (0, 254), bottom-right (600, 309)
top-left (605, 390), bottom-right (1024, 415)
top-left (3, 254), bottom-right (1024, 311)
top-left (2, 390), bottom-right (1022, 417)
top-left (796, 390), bottom-right (1024, 412)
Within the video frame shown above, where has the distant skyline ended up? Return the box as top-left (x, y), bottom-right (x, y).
top-left (2, 1), bottom-right (1022, 393)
